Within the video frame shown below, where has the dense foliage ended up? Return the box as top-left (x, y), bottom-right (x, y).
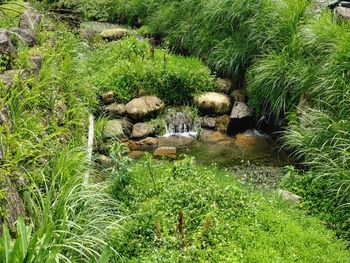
top-left (0, 11), bottom-right (120, 261)
top-left (81, 37), bottom-right (215, 104)
top-left (42, 0), bottom-right (350, 238)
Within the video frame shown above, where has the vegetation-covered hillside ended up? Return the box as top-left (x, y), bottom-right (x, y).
top-left (1, 0), bottom-right (350, 262)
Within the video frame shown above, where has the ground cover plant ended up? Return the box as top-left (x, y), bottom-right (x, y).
top-left (109, 155), bottom-right (350, 262)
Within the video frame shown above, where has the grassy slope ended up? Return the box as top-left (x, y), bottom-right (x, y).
top-left (0, 6), bottom-right (121, 261)
top-left (110, 156), bottom-right (350, 262)
top-left (45, 0), bottom-right (350, 239)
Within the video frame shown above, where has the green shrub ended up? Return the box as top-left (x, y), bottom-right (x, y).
top-left (82, 37), bottom-right (215, 104)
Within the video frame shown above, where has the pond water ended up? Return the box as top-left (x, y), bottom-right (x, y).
top-left (159, 129), bottom-right (289, 168)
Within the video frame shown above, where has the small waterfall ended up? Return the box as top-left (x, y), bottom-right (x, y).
top-left (163, 111), bottom-right (200, 138)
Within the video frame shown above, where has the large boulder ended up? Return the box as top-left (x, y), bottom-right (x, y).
top-left (154, 147), bottom-right (177, 159)
top-left (0, 31), bottom-right (17, 60)
top-left (100, 28), bottom-right (129, 41)
top-left (227, 102), bottom-right (254, 135)
top-left (9, 28), bottom-right (36, 47)
top-left (104, 119), bottom-right (125, 139)
top-left (19, 10), bottom-right (42, 30)
top-left (125, 96), bottom-right (165, 120)
top-left (131, 123), bottom-right (150, 139)
top-left (194, 92), bottom-right (232, 115)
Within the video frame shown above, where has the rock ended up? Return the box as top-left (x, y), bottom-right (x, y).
top-left (231, 89), bottom-right (247, 103)
top-left (125, 96), bottom-right (165, 120)
top-left (0, 70), bottom-right (25, 87)
top-left (128, 150), bottom-right (145, 159)
top-left (104, 119), bottom-right (125, 139)
top-left (154, 147), bottom-right (177, 159)
top-left (131, 123), bottom-right (150, 139)
top-left (80, 29), bottom-right (99, 41)
top-left (128, 137), bottom-right (158, 151)
top-left (200, 130), bottom-right (226, 143)
top-left (101, 91), bottom-right (114, 104)
top-left (30, 55), bottom-right (42, 75)
top-left (227, 102), bottom-right (254, 135)
top-left (216, 78), bottom-right (232, 94)
top-left (95, 154), bottom-right (112, 166)
top-left (100, 28), bottom-right (129, 41)
top-left (0, 31), bottom-right (17, 60)
top-left (278, 190), bottom-right (301, 204)
top-left (230, 102), bottom-right (253, 119)
top-left (9, 28), bottom-right (36, 47)
top-left (53, 100), bottom-right (67, 119)
top-left (194, 92), bottom-right (232, 115)
top-left (201, 116), bottom-right (216, 129)
top-left (19, 10), bottom-right (42, 30)
top-left (335, 5), bottom-right (350, 19)
top-left (215, 115), bottom-right (230, 132)
top-left (0, 107), bottom-right (9, 125)
top-left (104, 103), bottom-right (126, 116)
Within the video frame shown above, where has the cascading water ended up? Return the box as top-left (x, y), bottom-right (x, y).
top-left (163, 111), bottom-right (200, 138)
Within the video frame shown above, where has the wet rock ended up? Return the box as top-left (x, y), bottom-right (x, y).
top-left (200, 130), bottom-right (226, 143)
top-left (194, 92), bottom-right (232, 115)
top-left (104, 119), bottom-right (125, 139)
top-left (216, 78), bottom-right (232, 94)
top-left (278, 190), bottom-right (301, 204)
top-left (215, 114), bottom-right (230, 132)
top-left (100, 28), bottom-right (129, 41)
top-left (19, 10), bottom-right (42, 30)
top-left (231, 89), bottom-right (247, 103)
top-left (129, 150), bottom-right (145, 159)
top-left (201, 117), bottom-right (216, 129)
top-left (101, 91), bottom-right (114, 104)
top-left (9, 28), bottom-right (36, 47)
top-left (154, 147), bottom-right (177, 159)
top-left (131, 122), bottom-right (150, 139)
top-left (0, 31), bottom-right (17, 60)
top-left (128, 137), bottom-right (158, 151)
top-left (230, 102), bottom-right (253, 119)
top-left (125, 96), bottom-right (165, 121)
top-left (227, 102), bottom-right (254, 135)
top-left (104, 103), bottom-right (126, 116)
top-left (335, 5), bottom-right (350, 19)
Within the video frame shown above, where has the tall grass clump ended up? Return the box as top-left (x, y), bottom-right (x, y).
top-left (1, 14), bottom-right (122, 260)
top-left (247, 10), bottom-right (350, 238)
